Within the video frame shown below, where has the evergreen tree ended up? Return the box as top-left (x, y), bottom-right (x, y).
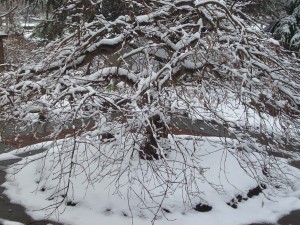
top-left (267, 0), bottom-right (300, 51)
top-left (33, 0), bottom-right (125, 40)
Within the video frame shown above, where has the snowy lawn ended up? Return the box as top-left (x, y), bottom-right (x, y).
top-left (2, 135), bottom-right (300, 225)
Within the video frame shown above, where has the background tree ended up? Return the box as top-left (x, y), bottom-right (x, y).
top-left (33, 0), bottom-right (124, 40)
top-left (228, 0), bottom-right (286, 20)
top-left (266, 0), bottom-right (300, 51)
top-left (0, 0), bottom-right (46, 34)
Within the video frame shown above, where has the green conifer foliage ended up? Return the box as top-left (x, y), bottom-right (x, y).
top-left (270, 0), bottom-right (300, 51)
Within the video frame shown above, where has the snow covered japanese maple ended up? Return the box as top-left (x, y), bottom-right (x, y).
top-left (1, 0), bottom-right (300, 225)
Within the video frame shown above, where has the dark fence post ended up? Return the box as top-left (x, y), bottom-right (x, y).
top-left (0, 31), bottom-right (8, 72)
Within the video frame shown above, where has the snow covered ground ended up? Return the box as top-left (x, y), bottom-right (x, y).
top-left (0, 219), bottom-right (24, 225)
top-left (1, 135), bottom-right (300, 225)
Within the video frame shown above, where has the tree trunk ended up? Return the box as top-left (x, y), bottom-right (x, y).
top-left (140, 115), bottom-right (169, 160)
